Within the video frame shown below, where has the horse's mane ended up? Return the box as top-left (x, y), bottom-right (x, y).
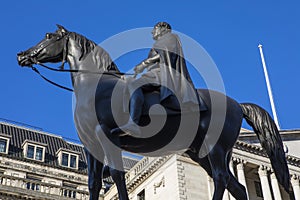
top-left (68, 32), bottom-right (119, 72)
top-left (69, 32), bottom-right (96, 61)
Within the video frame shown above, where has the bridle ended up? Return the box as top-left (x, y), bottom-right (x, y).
top-left (30, 62), bottom-right (133, 92)
top-left (27, 32), bottom-right (134, 92)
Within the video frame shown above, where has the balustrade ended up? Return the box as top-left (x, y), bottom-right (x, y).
top-left (0, 174), bottom-right (89, 199)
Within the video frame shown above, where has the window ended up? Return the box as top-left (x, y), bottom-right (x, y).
top-left (25, 144), bottom-right (45, 161)
top-left (137, 189), bottom-right (145, 200)
top-left (70, 155), bottom-right (77, 168)
top-left (27, 145), bottom-right (34, 159)
top-left (0, 136), bottom-right (10, 154)
top-left (62, 153), bottom-right (69, 166)
top-left (22, 140), bottom-right (47, 162)
top-left (26, 182), bottom-right (40, 191)
top-left (63, 182), bottom-right (77, 199)
top-left (35, 147), bottom-right (43, 161)
top-left (26, 175), bottom-right (42, 191)
top-left (60, 153), bottom-right (78, 168)
top-left (56, 148), bottom-right (80, 169)
top-left (254, 181), bottom-right (263, 198)
top-left (63, 190), bottom-right (76, 198)
top-left (0, 139), bottom-right (8, 153)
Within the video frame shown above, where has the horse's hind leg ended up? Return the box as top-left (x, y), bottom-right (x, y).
top-left (226, 172), bottom-right (248, 200)
top-left (84, 148), bottom-right (103, 200)
top-left (225, 153), bottom-right (248, 200)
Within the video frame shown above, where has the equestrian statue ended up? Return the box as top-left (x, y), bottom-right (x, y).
top-left (17, 23), bottom-right (290, 200)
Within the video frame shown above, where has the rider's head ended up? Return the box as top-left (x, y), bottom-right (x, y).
top-left (152, 22), bottom-right (172, 40)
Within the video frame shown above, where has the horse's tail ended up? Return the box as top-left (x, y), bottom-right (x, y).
top-left (240, 103), bottom-right (290, 192)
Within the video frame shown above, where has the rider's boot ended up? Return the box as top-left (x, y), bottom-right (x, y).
top-left (111, 89), bottom-right (143, 137)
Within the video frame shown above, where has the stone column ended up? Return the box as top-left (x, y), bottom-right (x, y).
top-left (223, 190), bottom-right (230, 200)
top-left (258, 166), bottom-right (272, 200)
top-left (99, 186), bottom-right (106, 200)
top-left (207, 175), bottom-right (213, 199)
top-left (291, 175), bottom-right (300, 200)
top-left (237, 161), bottom-right (249, 198)
top-left (229, 160), bottom-right (236, 200)
top-left (270, 172), bottom-right (282, 200)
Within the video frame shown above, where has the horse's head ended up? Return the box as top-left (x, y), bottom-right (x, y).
top-left (17, 25), bottom-right (69, 67)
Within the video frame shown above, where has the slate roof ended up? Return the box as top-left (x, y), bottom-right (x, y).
top-left (0, 120), bottom-right (139, 175)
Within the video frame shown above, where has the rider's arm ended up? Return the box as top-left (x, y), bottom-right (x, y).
top-left (142, 53), bottom-right (160, 66)
top-left (134, 50), bottom-right (160, 74)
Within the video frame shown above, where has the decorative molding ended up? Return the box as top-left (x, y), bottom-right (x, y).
top-left (177, 161), bottom-right (187, 200)
top-left (0, 173), bottom-right (89, 199)
top-left (236, 162), bottom-right (245, 170)
top-left (258, 165), bottom-right (268, 177)
top-left (127, 156), bottom-right (171, 192)
top-left (153, 176), bottom-right (165, 194)
top-left (235, 140), bottom-right (300, 167)
top-left (291, 174), bottom-right (300, 186)
top-left (0, 158), bottom-right (87, 183)
top-left (234, 158), bottom-right (247, 165)
top-left (106, 156), bottom-right (172, 200)
top-left (270, 172), bottom-right (277, 179)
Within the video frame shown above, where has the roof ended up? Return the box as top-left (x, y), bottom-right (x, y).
top-left (0, 120), bottom-right (139, 174)
top-left (123, 156), bottom-right (140, 171)
top-left (0, 121), bottom-right (88, 173)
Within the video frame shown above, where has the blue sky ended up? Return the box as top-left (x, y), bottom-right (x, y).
top-left (0, 1), bottom-right (299, 142)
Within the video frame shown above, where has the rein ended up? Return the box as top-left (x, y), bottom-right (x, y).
top-left (30, 65), bottom-right (74, 92)
top-left (30, 62), bottom-right (135, 92)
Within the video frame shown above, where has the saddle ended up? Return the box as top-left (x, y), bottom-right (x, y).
top-left (123, 89), bottom-right (207, 116)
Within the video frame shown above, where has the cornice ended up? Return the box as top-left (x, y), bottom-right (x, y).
top-left (234, 140), bottom-right (300, 167)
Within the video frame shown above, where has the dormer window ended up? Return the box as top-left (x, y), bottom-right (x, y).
top-left (0, 135), bottom-right (10, 154)
top-left (22, 140), bottom-right (47, 162)
top-left (56, 148), bottom-right (80, 169)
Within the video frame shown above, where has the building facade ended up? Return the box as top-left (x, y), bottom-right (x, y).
top-left (0, 120), bottom-right (138, 200)
top-left (1, 119), bottom-right (300, 200)
top-left (104, 129), bottom-right (300, 200)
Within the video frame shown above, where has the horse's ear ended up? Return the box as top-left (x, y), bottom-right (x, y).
top-left (56, 24), bottom-right (69, 34)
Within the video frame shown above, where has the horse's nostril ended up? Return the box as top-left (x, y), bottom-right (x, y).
top-left (17, 53), bottom-right (29, 66)
top-left (17, 54), bottom-right (24, 60)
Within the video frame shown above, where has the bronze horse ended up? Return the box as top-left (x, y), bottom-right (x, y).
top-left (17, 25), bottom-right (290, 200)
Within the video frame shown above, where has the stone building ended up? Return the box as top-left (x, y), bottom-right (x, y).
top-left (0, 120), bottom-right (138, 200)
top-left (104, 129), bottom-right (300, 200)
top-left (1, 118), bottom-right (299, 200)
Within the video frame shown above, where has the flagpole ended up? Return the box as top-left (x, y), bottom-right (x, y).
top-left (258, 44), bottom-right (280, 129)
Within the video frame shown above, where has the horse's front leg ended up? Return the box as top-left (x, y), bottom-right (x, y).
top-left (84, 148), bottom-right (104, 200)
top-left (109, 167), bottom-right (129, 200)
top-left (96, 124), bottom-right (129, 200)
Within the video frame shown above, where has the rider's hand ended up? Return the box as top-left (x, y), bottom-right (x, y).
top-left (134, 62), bottom-right (145, 74)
